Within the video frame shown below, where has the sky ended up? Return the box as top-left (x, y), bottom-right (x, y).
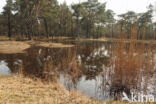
top-left (59, 0), bottom-right (156, 14)
top-left (0, 0), bottom-right (156, 15)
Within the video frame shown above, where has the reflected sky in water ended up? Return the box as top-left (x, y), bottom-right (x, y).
top-left (0, 60), bottom-right (11, 75)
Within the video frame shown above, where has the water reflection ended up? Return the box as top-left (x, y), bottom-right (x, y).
top-left (0, 61), bottom-right (11, 75)
top-left (0, 41), bottom-right (156, 101)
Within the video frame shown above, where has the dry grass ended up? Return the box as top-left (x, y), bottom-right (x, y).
top-left (76, 38), bottom-right (156, 44)
top-left (0, 75), bottom-right (100, 104)
top-left (34, 36), bottom-right (72, 41)
top-left (108, 24), bottom-right (156, 98)
top-left (0, 40), bottom-right (74, 54)
top-left (0, 36), bottom-right (72, 41)
top-left (0, 36), bottom-right (10, 41)
top-left (0, 41), bottom-right (30, 54)
top-left (0, 75), bottom-right (134, 104)
top-left (37, 42), bottom-right (74, 48)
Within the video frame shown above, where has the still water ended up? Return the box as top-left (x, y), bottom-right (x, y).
top-left (0, 40), bottom-right (156, 101)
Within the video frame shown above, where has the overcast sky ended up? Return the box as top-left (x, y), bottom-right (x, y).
top-left (0, 0), bottom-right (156, 15)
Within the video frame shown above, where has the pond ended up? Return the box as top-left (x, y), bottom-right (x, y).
top-left (0, 40), bottom-right (156, 101)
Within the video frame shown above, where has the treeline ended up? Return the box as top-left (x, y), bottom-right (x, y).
top-left (0, 0), bottom-right (156, 40)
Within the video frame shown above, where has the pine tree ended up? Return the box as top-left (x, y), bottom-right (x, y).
top-left (3, 0), bottom-right (13, 40)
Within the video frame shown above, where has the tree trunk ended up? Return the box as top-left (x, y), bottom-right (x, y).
top-left (7, 11), bottom-right (11, 40)
top-left (154, 26), bottom-right (156, 40)
top-left (111, 23), bottom-right (114, 38)
top-left (76, 16), bottom-right (80, 38)
top-left (27, 25), bottom-right (32, 40)
top-left (44, 18), bottom-right (49, 38)
top-left (86, 23), bottom-right (89, 38)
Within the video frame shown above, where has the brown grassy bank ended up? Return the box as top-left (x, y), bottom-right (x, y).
top-left (0, 75), bottom-right (134, 104)
top-left (37, 42), bottom-right (74, 48)
top-left (0, 36), bottom-right (72, 41)
top-left (77, 38), bottom-right (156, 44)
top-left (0, 41), bottom-right (31, 54)
top-left (0, 75), bottom-right (102, 104)
top-left (1, 76), bottom-right (154, 104)
top-left (0, 41), bottom-right (74, 54)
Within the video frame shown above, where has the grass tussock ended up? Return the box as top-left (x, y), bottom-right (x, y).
top-left (109, 24), bottom-right (155, 96)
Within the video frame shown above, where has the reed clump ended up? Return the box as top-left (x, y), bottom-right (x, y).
top-left (110, 24), bottom-right (155, 96)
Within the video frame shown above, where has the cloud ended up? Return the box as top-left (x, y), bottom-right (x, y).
top-left (0, 0), bottom-right (6, 13)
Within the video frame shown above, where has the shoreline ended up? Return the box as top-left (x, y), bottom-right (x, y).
top-left (0, 40), bottom-right (74, 54)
